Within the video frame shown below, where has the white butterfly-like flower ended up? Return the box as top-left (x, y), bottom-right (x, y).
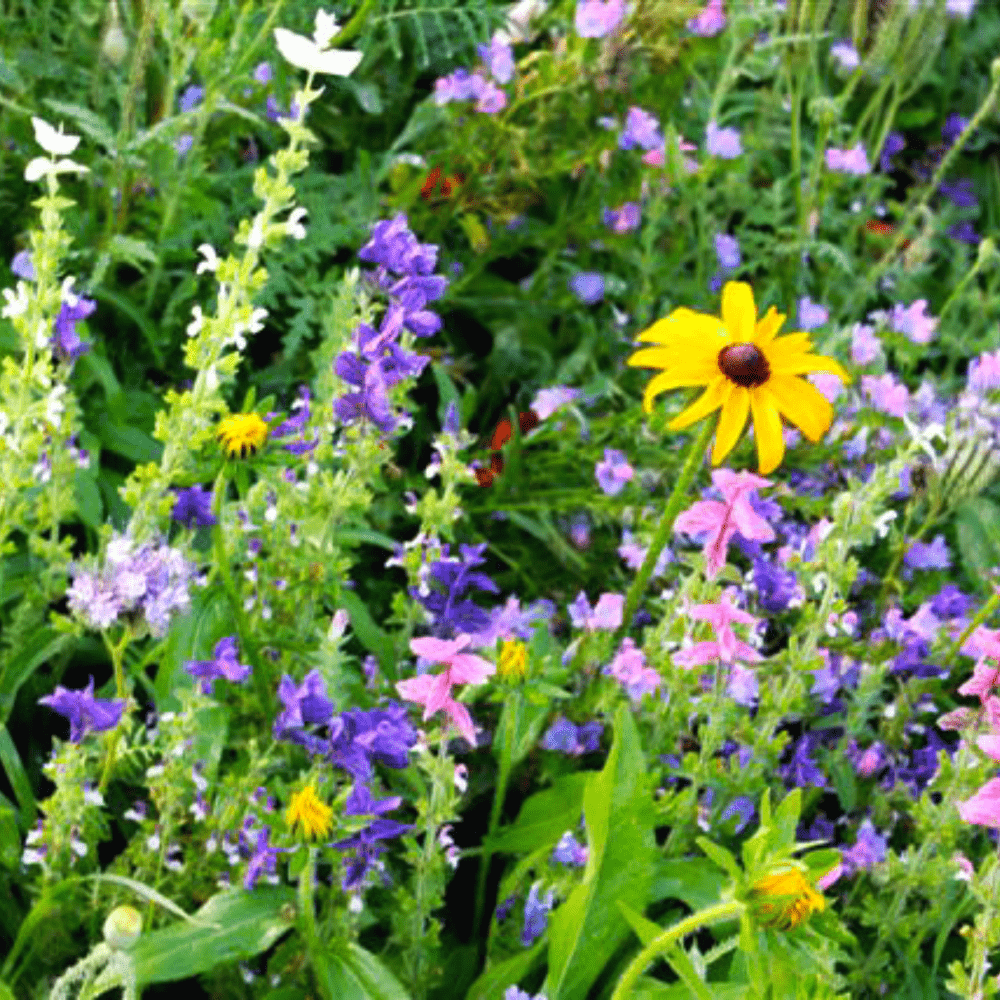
top-left (273, 9), bottom-right (363, 76)
top-left (31, 117), bottom-right (80, 156)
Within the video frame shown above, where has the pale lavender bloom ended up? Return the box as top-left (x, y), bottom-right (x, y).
top-left (727, 663), bottom-right (758, 706)
top-left (888, 299), bottom-right (937, 344)
top-left (552, 831), bottom-right (588, 866)
top-left (904, 534), bottom-right (951, 571)
top-left (605, 638), bottom-right (661, 702)
top-left (569, 272), bottom-right (604, 304)
top-left (714, 233), bottom-right (741, 270)
top-left (602, 202), bottom-right (640, 233)
top-left (797, 297), bottom-right (828, 330)
top-left (826, 143), bottom-right (870, 175)
top-left (617, 530), bottom-right (673, 576)
top-left (476, 79), bottom-right (508, 114)
top-left (478, 38), bottom-right (515, 83)
top-left (10, 250), bottom-right (35, 280)
top-left (252, 62), bottom-right (273, 85)
top-left (706, 121), bottom-right (742, 158)
top-left (808, 372), bottom-right (844, 403)
top-left (521, 882), bottom-right (554, 945)
top-left (968, 350), bottom-right (1000, 394)
top-left (568, 515), bottom-right (590, 549)
top-left (851, 323), bottom-right (881, 365)
top-left (175, 134), bottom-right (194, 157)
top-left (574, 0), bottom-right (626, 37)
top-left (178, 84), bottom-right (204, 113)
top-left (841, 819), bottom-right (887, 875)
top-left (568, 591), bottom-right (624, 632)
top-left (862, 373), bottom-right (910, 418)
top-left (946, 0), bottom-right (975, 17)
top-left (433, 69), bottom-right (483, 105)
top-left (619, 106), bottom-right (663, 151)
top-left (720, 795), bottom-right (755, 834)
top-left (530, 385), bottom-right (581, 419)
top-left (687, 0), bottom-right (726, 36)
top-left (595, 448), bottom-right (634, 496)
top-left (829, 40), bottom-right (860, 70)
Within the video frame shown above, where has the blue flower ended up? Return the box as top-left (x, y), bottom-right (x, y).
top-left (334, 819), bottom-right (414, 891)
top-left (52, 296), bottom-right (95, 362)
top-left (569, 271), bottom-right (605, 305)
top-left (521, 882), bottom-right (554, 946)
top-left (185, 637), bottom-right (251, 695)
top-left (172, 484), bottom-right (217, 528)
top-left (38, 677), bottom-right (126, 742)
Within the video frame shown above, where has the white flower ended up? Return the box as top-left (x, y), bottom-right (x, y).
top-left (45, 385), bottom-right (67, 424)
top-left (24, 157), bottom-right (88, 183)
top-left (314, 9), bottom-right (339, 47)
top-left (186, 305), bottom-right (205, 337)
top-left (196, 244), bottom-right (220, 274)
top-left (273, 23), bottom-right (363, 76)
top-left (286, 207), bottom-right (308, 239)
top-left (1, 284), bottom-right (29, 319)
top-left (31, 117), bottom-right (80, 156)
top-left (247, 307), bottom-right (267, 333)
top-left (494, 0), bottom-right (548, 44)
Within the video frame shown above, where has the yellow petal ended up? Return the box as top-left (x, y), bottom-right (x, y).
top-left (711, 386), bottom-right (750, 465)
top-left (667, 377), bottom-right (730, 429)
top-left (749, 386), bottom-right (785, 475)
top-left (626, 345), bottom-right (719, 376)
top-left (637, 308), bottom-right (729, 345)
top-left (767, 374), bottom-right (833, 442)
top-left (765, 332), bottom-right (814, 358)
top-left (753, 306), bottom-right (786, 346)
top-left (721, 282), bottom-right (757, 342)
top-left (641, 368), bottom-right (716, 412)
top-left (770, 351), bottom-right (852, 384)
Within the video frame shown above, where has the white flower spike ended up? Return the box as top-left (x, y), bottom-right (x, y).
top-left (273, 9), bottom-right (363, 76)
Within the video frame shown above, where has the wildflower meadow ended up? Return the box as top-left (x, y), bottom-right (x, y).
top-left (3, 0), bottom-right (1000, 996)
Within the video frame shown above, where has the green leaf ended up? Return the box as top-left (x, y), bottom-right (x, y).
top-left (771, 788), bottom-right (801, 849)
top-left (494, 696), bottom-right (550, 770)
top-left (617, 901), bottom-right (667, 945)
top-left (650, 858), bottom-right (727, 911)
top-left (466, 940), bottom-right (546, 1000)
top-left (315, 944), bottom-right (411, 1000)
top-left (956, 497), bottom-right (1000, 593)
top-left (487, 772), bottom-right (589, 853)
top-left (0, 793), bottom-right (21, 869)
top-left (0, 724), bottom-right (34, 829)
top-left (86, 874), bottom-right (211, 926)
top-left (0, 626), bottom-right (70, 724)
top-left (95, 416), bottom-right (163, 464)
top-left (545, 705), bottom-right (657, 1000)
top-left (76, 351), bottom-right (127, 417)
top-left (695, 837), bottom-right (742, 882)
top-left (73, 470), bottom-right (103, 531)
top-left (430, 360), bottom-right (462, 429)
top-left (131, 887), bottom-right (296, 985)
top-left (339, 589), bottom-right (397, 681)
top-left (0, 980), bottom-right (15, 1000)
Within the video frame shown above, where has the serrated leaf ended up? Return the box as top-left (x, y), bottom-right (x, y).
top-left (131, 887), bottom-right (295, 985)
top-left (695, 837), bottom-right (742, 881)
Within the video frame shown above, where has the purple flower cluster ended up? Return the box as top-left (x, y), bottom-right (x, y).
top-left (334, 214), bottom-right (446, 434)
top-left (185, 636), bottom-right (252, 695)
top-left (541, 716), bottom-right (603, 755)
top-left (521, 882), bottom-right (554, 945)
top-left (411, 542), bottom-right (500, 638)
top-left (52, 295), bottom-right (95, 363)
top-left (271, 386), bottom-right (317, 454)
top-left (172, 483), bottom-right (216, 528)
top-left (66, 536), bottom-right (197, 636)
top-left (272, 668), bottom-right (418, 890)
top-left (434, 39), bottom-right (513, 113)
top-left (575, 0), bottom-right (625, 38)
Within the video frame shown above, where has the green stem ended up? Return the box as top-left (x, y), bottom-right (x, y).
top-left (943, 589), bottom-right (1000, 670)
top-left (473, 691), bottom-right (518, 942)
top-left (615, 417), bottom-right (714, 643)
top-left (333, 0), bottom-right (377, 46)
top-left (611, 900), bottom-right (745, 1000)
top-left (98, 632), bottom-right (130, 794)
top-left (300, 846), bottom-right (319, 964)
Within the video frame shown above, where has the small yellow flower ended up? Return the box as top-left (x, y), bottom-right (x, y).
top-left (285, 785), bottom-right (333, 840)
top-left (627, 281), bottom-right (851, 475)
top-left (498, 639), bottom-right (528, 681)
top-left (217, 412), bottom-right (269, 459)
top-left (749, 868), bottom-right (825, 929)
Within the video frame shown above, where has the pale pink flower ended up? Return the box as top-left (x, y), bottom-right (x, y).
top-left (396, 635), bottom-right (495, 746)
top-left (674, 469), bottom-right (775, 578)
top-left (977, 734), bottom-right (1000, 762)
top-left (957, 659), bottom-right (1000, 702)
top-left (861, 373), bottom-right (909, 418)
top-left (675, 593), bottom-right (761, 668)
top-left (957, 778), bottom-right (1000, 828)
top-left (605, 638), bottom-right (661, 701)
top-left (817, 859), bottom-right (843, 890)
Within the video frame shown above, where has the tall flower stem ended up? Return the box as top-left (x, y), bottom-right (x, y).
top-left (98, 631), bottom-right (131, 793)
top-left (299, 846), bottom-right (320, 965)
top-left (615, 418), bottom-right (714, 643)
top-left (610, 899), bottom-right (745, 1000)
top-left (473, 691), bottom-right (518, 943)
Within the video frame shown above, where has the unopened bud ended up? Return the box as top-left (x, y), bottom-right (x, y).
top-left (103, 905), bottom-right (142, 951)
top-left (101, 21), bottom-right (128, 65)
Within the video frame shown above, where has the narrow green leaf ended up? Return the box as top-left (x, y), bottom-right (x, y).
top-left (695, 837), bottom-right (742, 881)
top-left (339, 589), bottom-right (397, 680)
top-left (0, 627), bottom-right (70, 723)
top-left (0, 724), bottom-right (35, 829)
top-left (466, 940), bottom-right (545, 1000)
top-left (341, 943), bottom-right (412, 1000)
top-left (0, 793), bottom-right (21, 869)
top-left (86, 874), bottom-right (211, 926)
top-left (42, 98), bottom-right (117, 150)
top-left (131, 887), bottom-right (295, 985)
top-left (73, 470), bottom-right (104, 531)
top-left (486, 772), bottom-right (588, 853)
top-left (95, 416), bottom-right (163, 464)
top-left (617, 901), bottom-right (666, 946)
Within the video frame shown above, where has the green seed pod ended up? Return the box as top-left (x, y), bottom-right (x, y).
top-left (103, 905), bottom-right (142, 951)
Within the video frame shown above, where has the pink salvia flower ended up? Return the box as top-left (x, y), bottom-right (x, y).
top-left (957, 659), bottom-right (1000, 702)
top-left (674, 469), bottom-right (775, 579)
top-left (977, 735), bottom-right (1000, 762)
top-left (675, 593), bottom-right (761, 668)
top-left (958, 778), bottom-right (1000, 828)
top-left (396, 635), bottom-right (495, 746)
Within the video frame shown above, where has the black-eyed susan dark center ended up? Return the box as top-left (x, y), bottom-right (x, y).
top-left (718, 342), bottom-right (770, 388)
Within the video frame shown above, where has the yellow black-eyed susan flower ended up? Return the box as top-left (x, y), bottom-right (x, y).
top-left (748, 867), bottom-right (825, 930)
top-left (285, 784), bottom-right (333, 840)
top-left (218, 412), bottom-right (269, 459)
top-left (627, 281), bottom-right (851, 475)
top-left (497, 639), bottom-right (528, 682)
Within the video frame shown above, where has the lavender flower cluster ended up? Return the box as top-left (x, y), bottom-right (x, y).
top-left (66, 535), bottom-right (197, 636)
top-left (333, 214), bottom-right (448, 434)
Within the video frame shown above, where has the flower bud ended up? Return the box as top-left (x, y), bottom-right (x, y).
top-left (101, 20), bottom-right (128, 65)
top-left (103, 905), bottom-right (142, 951)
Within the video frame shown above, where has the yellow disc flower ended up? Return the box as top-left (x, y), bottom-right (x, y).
top-left (285, 784), bottom-right (333, 840)
top-left (498, 639), bottom-right (528, 682)
top-left (627, 281), bottom-right (850, 475)
top-left (217, 412), bottom-right (269, 459)
top-left (749, 868), bottom-right (825, 930)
